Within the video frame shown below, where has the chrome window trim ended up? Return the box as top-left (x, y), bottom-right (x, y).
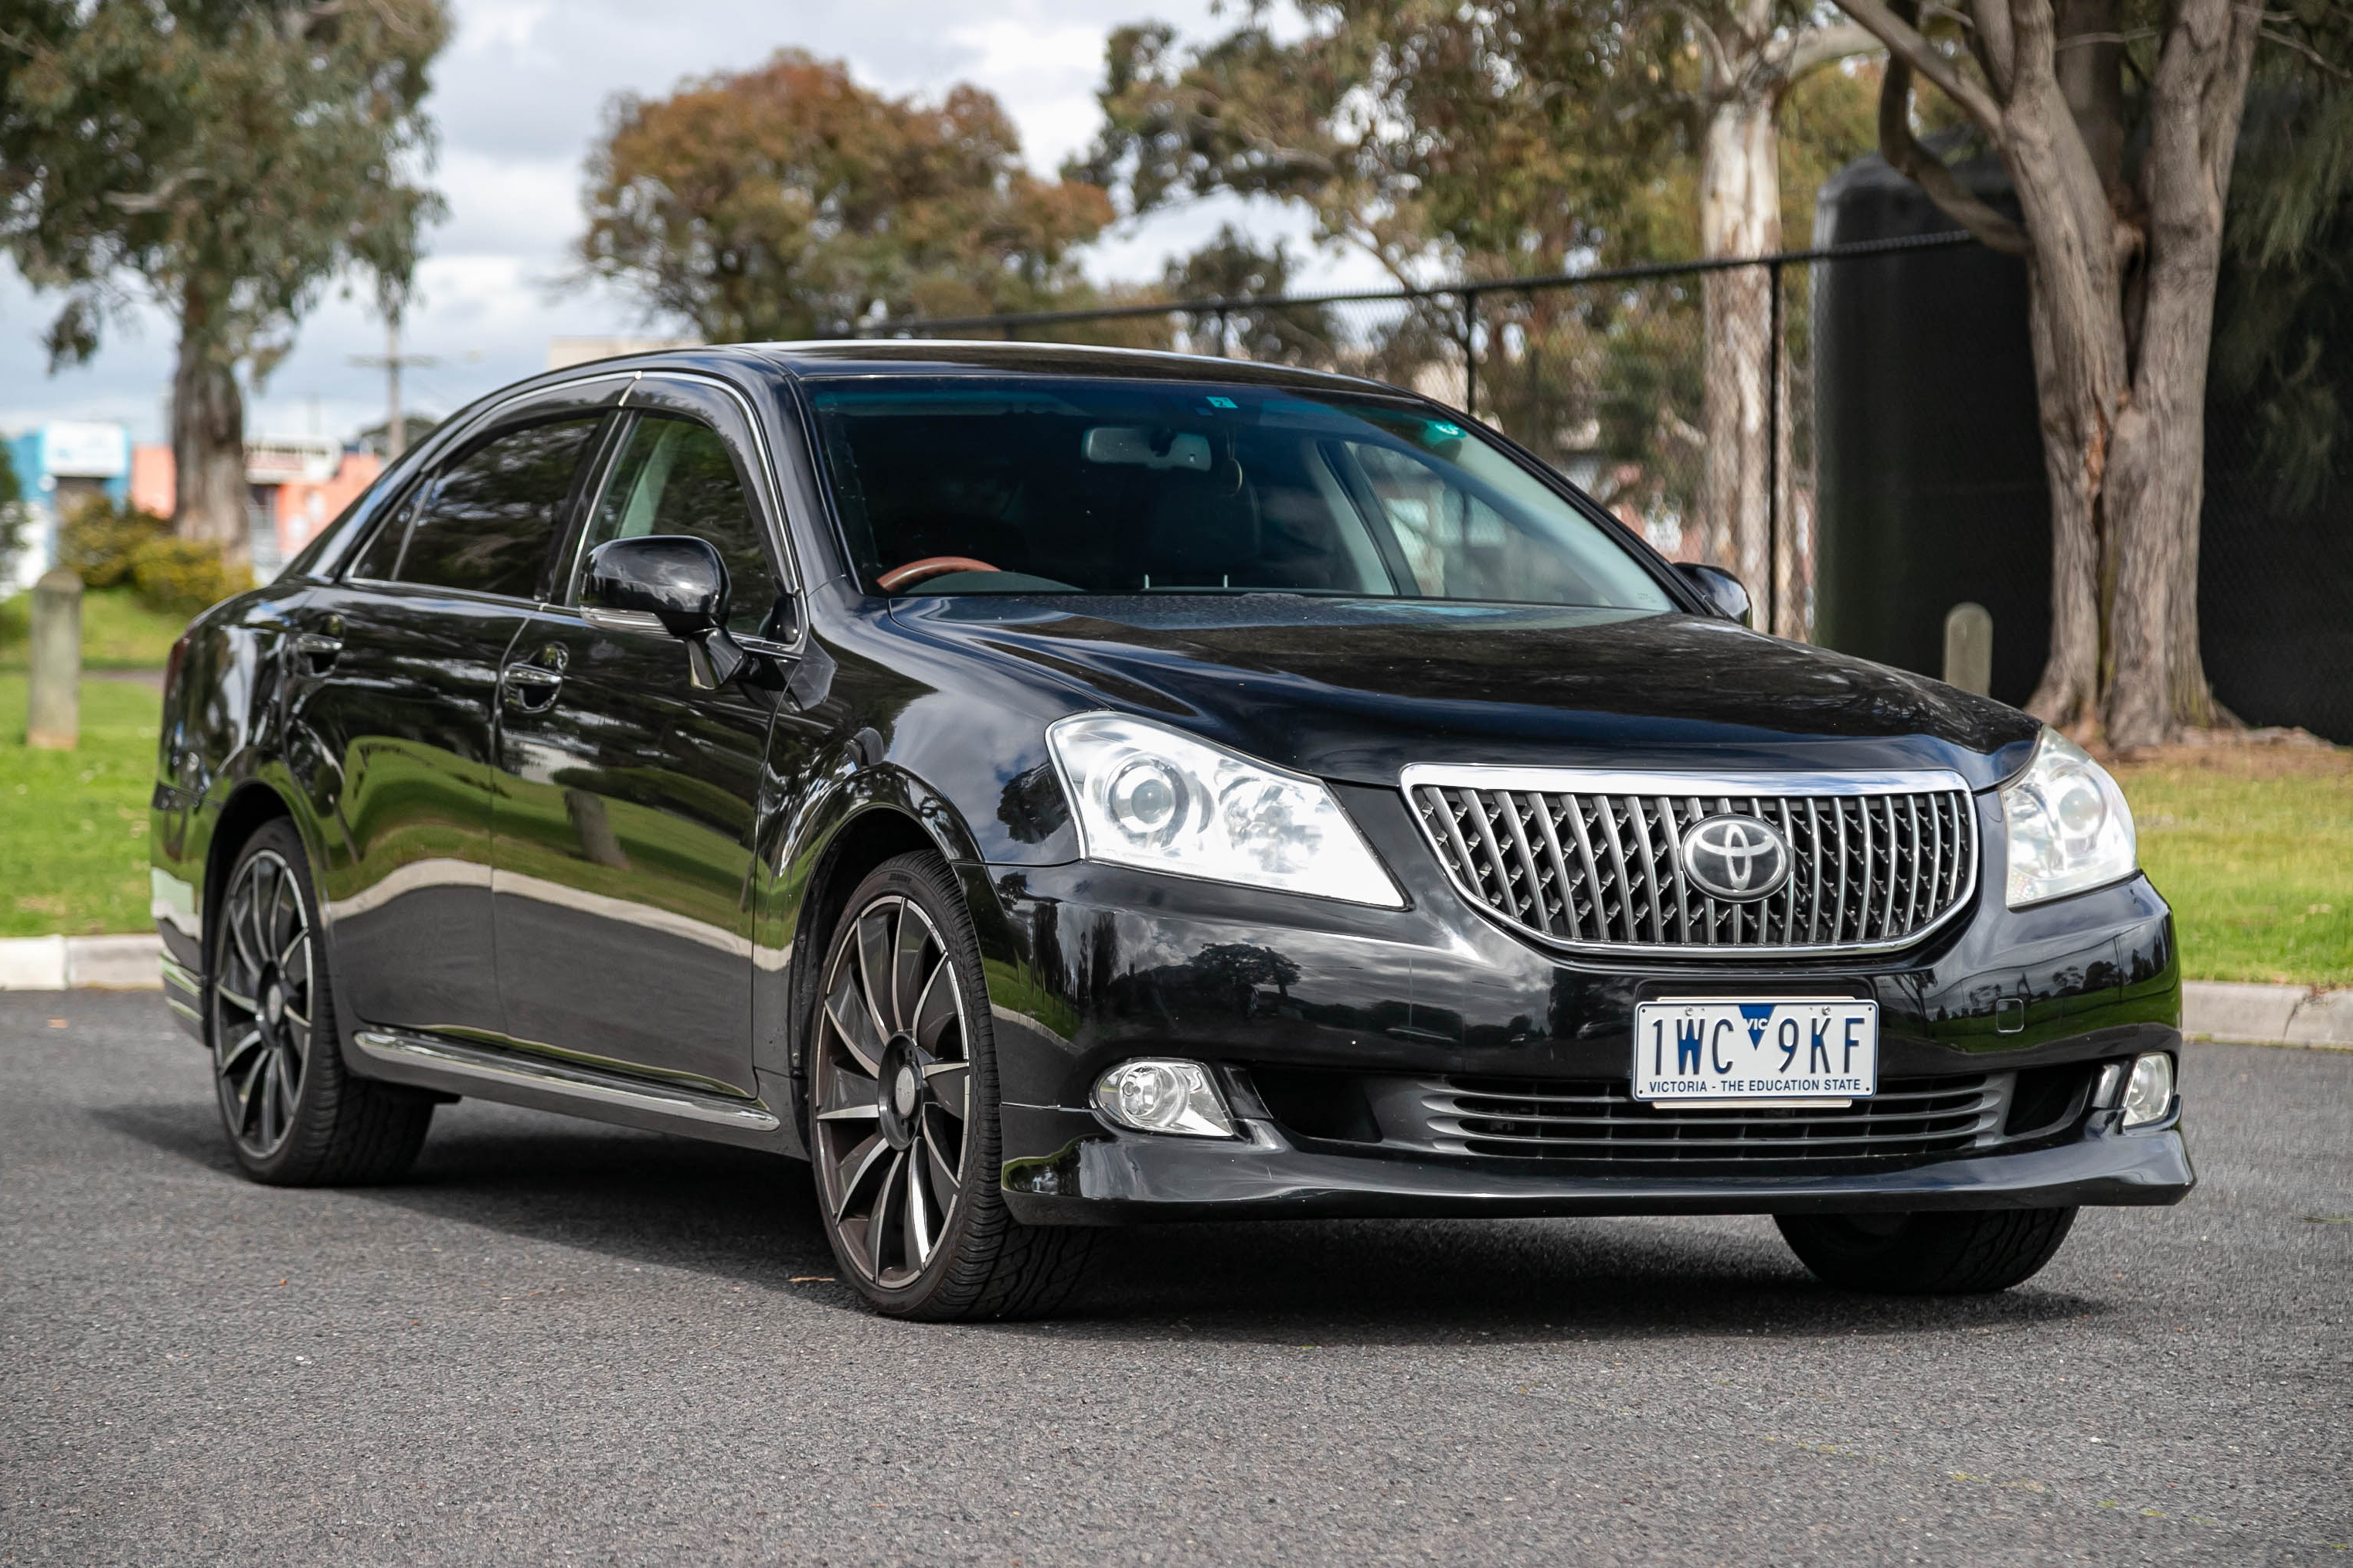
top-left (1399, 763), bottom-right (1981, 959)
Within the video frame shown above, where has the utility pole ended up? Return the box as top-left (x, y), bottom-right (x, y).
top-left (348, 313), bottom-right (438, 458)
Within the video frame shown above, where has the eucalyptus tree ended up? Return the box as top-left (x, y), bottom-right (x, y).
top-left (1834, 0), bottom-right (2348, 742)
top-left (0, 0), bottom-right (449, 565)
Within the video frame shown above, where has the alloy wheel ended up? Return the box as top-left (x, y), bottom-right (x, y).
top-left (212, 847), bottom-right (316, 1160)
top-left (811, 893), bottom-right (973, 1289)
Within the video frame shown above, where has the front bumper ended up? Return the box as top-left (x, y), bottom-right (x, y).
top-left (969, 784), bottom-right (2191, 1226)
top-left (1001, 1107), bottom-right (2194, 1224)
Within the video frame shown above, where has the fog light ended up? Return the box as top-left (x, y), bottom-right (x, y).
top-left (1092, 1059), bottom-right (1236, 1138)
top-left (2121, 1053), bottom-right (2174, 1128)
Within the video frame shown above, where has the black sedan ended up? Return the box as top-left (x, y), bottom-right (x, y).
top-left (150, 342), bottom-right (2191, 1318)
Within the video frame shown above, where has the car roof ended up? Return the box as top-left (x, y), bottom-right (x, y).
top-left (549, 338), bottom-right (1411, 396)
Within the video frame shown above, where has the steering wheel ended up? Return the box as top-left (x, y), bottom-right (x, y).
top-left (877, 556), bottom-right (1001, 591)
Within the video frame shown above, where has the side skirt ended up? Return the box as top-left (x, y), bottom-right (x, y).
top-left (352, 1027), bottom-right (791, 1152)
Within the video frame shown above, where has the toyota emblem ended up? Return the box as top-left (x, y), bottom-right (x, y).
top-left (1679, 814), bottom-right (1793, 901)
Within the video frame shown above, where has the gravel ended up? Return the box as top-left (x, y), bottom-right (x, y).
top-left (4, 992), bottom-right (2348, 1565)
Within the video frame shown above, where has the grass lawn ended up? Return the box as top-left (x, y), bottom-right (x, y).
top-left (2115, 744), bottom-right (2353, 989)
top-left (0, 587), bottom-right (190, 671)
top-left (2, 670), bottom-right (2346, 987)
top-left (0, 674), bottom-right (161, 937)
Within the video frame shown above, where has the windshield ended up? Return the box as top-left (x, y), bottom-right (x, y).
top-left (807, 375), bottom-right (1675, 611)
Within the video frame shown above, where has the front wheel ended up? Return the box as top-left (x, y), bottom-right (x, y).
top-left (805, 853), bottom-right (1092, 1319)
top-left (1776, 1207), bottom-right (2078, 1294)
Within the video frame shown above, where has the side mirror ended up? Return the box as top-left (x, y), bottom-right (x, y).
top-left (1676, 563), bottom-right (1753, 627)
top-left (583, 535), bottom-right (749, 689)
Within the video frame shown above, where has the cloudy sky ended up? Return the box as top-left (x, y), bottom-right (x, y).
top-left (0, 0), bottom-right (1349, 447)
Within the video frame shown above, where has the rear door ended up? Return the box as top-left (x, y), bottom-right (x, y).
top-left (489, 376), bottom-right (798, 1094)
top-left (284, 395), bottom-right (616, 1036)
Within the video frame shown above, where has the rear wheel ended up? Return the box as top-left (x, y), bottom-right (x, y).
top-left (1776, 1207), bottom-right (2077, 1294)
top-left (806, 852), bottom-right (1092, 1319)
top-left (210, 820), bottom-right (435, 1185)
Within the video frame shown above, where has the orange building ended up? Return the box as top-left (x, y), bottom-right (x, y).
top-left (130, 440), bottom-right (383, 572)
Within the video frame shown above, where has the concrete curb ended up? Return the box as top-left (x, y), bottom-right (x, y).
top-left (0, 933), bottom-right (164, 991)
top-left (1, 934), bottom-right (2345, 1046)
top-left (2185, 980), bottom-right (2353, 1049)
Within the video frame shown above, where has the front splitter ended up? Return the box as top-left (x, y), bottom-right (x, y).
top-left (1001, 1115), bottom-right (2194, 1226)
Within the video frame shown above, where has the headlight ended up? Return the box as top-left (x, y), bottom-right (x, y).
top-left (1047, 713), bottom-right (1403, 906)
top-left (2001, 728), bottom-right (2137, 907)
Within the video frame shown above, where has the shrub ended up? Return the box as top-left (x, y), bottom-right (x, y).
top-left (129, 536), bottom-right (250, 617)
top-left (60, 495), bottom-right (172, 590)
top-left (59, 495), bottom-right (247, 615)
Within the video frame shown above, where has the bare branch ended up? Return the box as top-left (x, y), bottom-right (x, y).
top-left (1879, 51), bottom-right (2032, 253)
top-left (1970, 0), bottom-right (2020, 94)
top-left (2258, 24), bottom-right (2352, 75)
top-left (1777, 22), bottom-right (1885, 80)
top-left (102, 171), bottom-right (204, 214)
top-left (1835, 0), bottom-right (2008, 128)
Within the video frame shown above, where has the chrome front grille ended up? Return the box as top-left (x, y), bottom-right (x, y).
top-left (1402, 767), bottom-right (1978, 956)
top-left (1423, 1073), bottom-right (2001, 1168)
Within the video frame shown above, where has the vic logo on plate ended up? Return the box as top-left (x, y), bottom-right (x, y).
top-left (1678, 814), bottom-right (1793, 902)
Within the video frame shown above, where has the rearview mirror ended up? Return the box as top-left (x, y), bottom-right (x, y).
top-left (583, 535), bottom-right (749, 689)
top-left (1676, 563), bottom-right (1753, 627)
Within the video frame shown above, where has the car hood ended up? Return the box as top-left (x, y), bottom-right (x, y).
top-left (888, 596), bottom-right (2042, 791)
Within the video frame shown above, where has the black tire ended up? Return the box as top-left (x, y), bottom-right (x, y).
top-left (804, 852), bottom-right (1093, 1320)
top-left (209, 818), bottom-right (436, 1186)
top-left (1776, 1207), bottom-right (2078, 1294)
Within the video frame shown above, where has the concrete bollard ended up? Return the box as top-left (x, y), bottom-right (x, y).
top-left (1943, 602), bottom-right (1993, 696)
top-left (26, 567), bottom-right (81, 750)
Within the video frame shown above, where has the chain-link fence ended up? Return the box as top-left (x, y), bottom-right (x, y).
top-left (855, 231), bottom-right (2350, 740)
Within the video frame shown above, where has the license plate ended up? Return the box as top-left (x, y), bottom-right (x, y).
top-left (1633, 997), bottom-right (1878, 1104)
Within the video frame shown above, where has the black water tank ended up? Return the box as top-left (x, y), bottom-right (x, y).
top-left (1811, 151), bottom-right (2052, 707)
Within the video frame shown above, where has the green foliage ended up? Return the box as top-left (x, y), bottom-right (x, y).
top-left (2212, 22), bottom-right (2353, 511)
top-left (1161, 226), bottom-right (1339, 362)
top-left (0, 1), bottom-right (451, 374)
top-left (58, 495), bottom-right (168, 590)
top-left (1, 2), bottom-right (449, 549)
top-left (0, 441), bottom-right (22, 583)
top-left (56, 497), bottom-right (245, 617)
top-left (1075, 2), bottom-right (1881, 281)
top-left (128, 536), bottom-right (247, 617)
top-left (579, 50), bottom-right (1114, 340)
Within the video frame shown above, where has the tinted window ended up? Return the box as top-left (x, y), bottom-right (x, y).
top-left (807, 376), bottom-right (1674, 612)
top-left (574, 414), bottom-right (780, 638)
top-left (374, 417), bottom-right (604, 597)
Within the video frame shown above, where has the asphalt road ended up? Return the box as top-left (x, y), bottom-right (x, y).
top-left (4, 993), bottom-right (2348, 1566)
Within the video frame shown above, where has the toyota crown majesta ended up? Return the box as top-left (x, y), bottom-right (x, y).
top-left (151, 342), bottom-right (2191, 1318)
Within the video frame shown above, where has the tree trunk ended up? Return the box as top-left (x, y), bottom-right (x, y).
top-left (170, 286), bottom-right (250, 569)
top-left (1697, 92), bottom-right (1780, 600)
top-left (2097, 0), bottom-right (2255, 746)
top-left (1841, 0), bottom-right (2257, 745)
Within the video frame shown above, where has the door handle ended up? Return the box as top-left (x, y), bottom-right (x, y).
top-left (291, 632), bottom-right (342, 675)
top-left (501, 662), bottom-right (564, 711)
